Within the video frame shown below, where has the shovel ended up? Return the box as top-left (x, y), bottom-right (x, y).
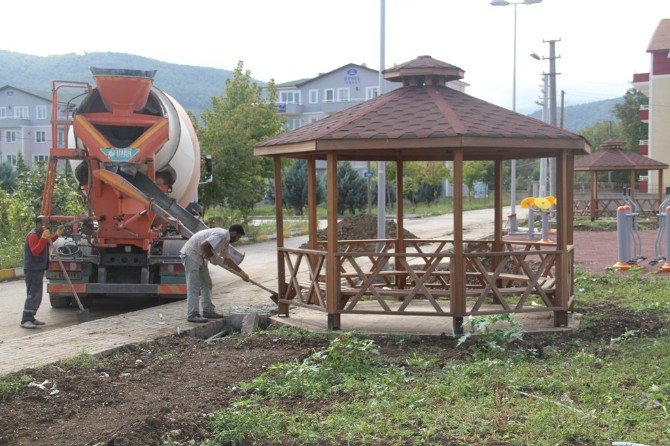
top-left (212, 255), bottom-right (279, 304)
top-left (48, 238), bottom-right (90, 322)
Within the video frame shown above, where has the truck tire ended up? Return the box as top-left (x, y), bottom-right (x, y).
top-left (49, 294), bottom-right (72, 309)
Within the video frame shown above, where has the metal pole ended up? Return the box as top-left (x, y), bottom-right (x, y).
top-left (376, 0), bottom-right (386, 250)
top-left (539, 73), bottom-right (548, 196)
top-left (509, 3), bottom-right (518, 232)
top-left (547, 38), bottom-right (560, 197)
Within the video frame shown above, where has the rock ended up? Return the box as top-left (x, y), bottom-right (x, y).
top-left (241, 312), bottom-right (260, 334)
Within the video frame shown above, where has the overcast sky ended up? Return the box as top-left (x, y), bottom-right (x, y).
top-left (4, 0), bottom-right (670, 112)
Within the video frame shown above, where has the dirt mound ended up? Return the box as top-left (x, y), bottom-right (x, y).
top-left (303, 214), bottom-right (419, 248)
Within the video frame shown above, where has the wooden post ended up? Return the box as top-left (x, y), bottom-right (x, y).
top-left (630, 170), bottom-right (636, 199)
top-left (273, 155), bottom-right (288, 316)
top-left (555, 151), bottom-right (570, 327)
top-left (451, 150), bottom-right (465, 334)
top-left (326, 152), bottom-right (340, 330)
top-left (494, 160), bottom-right (503, 251)
top-left (307, 158), bottom-right (318, 305)
top-left (396, 159), bottom-right (406, 289)
top-left (590, 171), bottom-right (597, 221)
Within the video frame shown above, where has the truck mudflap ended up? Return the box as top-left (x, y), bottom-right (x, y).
top-left (47, 283), bottom-right (187, 295)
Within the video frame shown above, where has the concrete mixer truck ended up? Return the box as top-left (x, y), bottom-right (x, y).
top-left (40, 68), bottom-right (211, 308)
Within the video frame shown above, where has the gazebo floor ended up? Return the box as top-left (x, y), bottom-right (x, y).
top-left (271, 301), bottom-right (581, 337)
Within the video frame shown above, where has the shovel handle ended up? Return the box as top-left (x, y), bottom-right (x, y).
top-left (49, 239), bottom-right (86, 312)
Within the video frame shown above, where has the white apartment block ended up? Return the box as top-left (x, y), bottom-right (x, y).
top-left (0, 85), bottom-right (68, 167)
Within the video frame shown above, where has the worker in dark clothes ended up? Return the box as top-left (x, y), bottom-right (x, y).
top-left (20, 216), bottom-right (63, 329)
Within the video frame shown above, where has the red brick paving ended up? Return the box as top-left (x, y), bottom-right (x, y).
top-left (573, 230), bottom-right (663, 274)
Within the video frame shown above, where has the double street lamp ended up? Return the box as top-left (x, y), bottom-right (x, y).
top-left (491, 0), bottom-right (542, 233)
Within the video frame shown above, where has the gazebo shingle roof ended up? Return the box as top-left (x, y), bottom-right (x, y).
top-left (255, 55), bottom-right (589, 160)
top-left (574, 138), bottom-right (668, 171)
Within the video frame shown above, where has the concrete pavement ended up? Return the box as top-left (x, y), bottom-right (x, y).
top-left (0, 207), bottom-right (511, 376)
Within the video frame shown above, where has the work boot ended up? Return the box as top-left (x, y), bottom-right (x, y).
top-left (203, 311), bottom-right (224, 319)
top-left (20, 321), bottom-right (38, 329)
top-left (187, 314), bottom-right (208, 323)
top-left (32, 319), bottom-right (46, 326)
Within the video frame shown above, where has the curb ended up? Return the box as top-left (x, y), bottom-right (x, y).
top-left (0, 267), bottom-right (23, 282)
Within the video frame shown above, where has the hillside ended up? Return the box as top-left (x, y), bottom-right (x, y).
top-left (528, 96), bottom-right (624, 132)
top-left (0, 50), bottom-right (238, 117)
top-left (0, 50), bottom-right (623, 129)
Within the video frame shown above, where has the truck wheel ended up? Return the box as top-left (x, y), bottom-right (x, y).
top-left (49, 294), bottom-right (72, 308)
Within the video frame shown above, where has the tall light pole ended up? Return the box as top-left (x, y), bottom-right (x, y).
top-left (491, 0), bottom-right (542, 233)
top-left (531, 52), bottom-right (548, 196)
top-left (377, 0), bottom-right (386, 252)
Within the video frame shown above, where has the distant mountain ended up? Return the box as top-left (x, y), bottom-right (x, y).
top-left (527, 97), bottom-right (624, 133)
top-left (0, 50), bottom-right (238, 117)
top-left (0, 50), bottom-right (624, 131)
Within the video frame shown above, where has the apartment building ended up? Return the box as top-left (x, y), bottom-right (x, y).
top-left (275, 63), bottom-right (402, 130)
top-left (0, 85), bottom-right (67, 167)
top-left (631, 18), bottom-right (670, 193)
top-left (273, 61), bottom-right (467, 177)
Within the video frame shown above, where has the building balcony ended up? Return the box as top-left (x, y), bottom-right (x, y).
top-left (639, 105), bottom-right (649, 122)
top-left (631, 72), bottom-right (649, 96)
top-left (639, 139), bottom-right (648, 156)
top-left (275, 103), bottom-right (303, 115)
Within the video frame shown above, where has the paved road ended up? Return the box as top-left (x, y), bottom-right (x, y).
top-left (0, 207), bottom-right (508, 346)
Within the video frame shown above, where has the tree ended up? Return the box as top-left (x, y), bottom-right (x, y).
top-left (579, 120), bottom-right (623, 151)
top-left (0, 162), bottom-right (17, 191)
top-left (337, 162), bottom-right (367, 215)
top-left (281, 160), bottom-right (326, 215)
top-left (403, 162), bottom-right (449, 205)
top-left (613, 88), bottom-right (648, 152)
top-left (463, 161), bottom-right (490, 200)
top-left (198, 61), bottom-right (284, 221)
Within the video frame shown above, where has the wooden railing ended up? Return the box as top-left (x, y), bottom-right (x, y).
top-left (574, 198), bottom-right (660, 218)
top-left (277, 239), bottom-right (572, 317)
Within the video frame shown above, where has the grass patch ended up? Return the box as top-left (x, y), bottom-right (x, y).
top-left (0, 374), bottom-right (34, 402)
top-left (574, 270), bottom-right (670, 315)
top-left (206, 273), bottom-right (670, 445)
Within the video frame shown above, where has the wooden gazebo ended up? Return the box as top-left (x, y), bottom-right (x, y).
top-left (574, 138), bottom-right (668, 220)
top-left (254, 55), bottom-right (590, 334)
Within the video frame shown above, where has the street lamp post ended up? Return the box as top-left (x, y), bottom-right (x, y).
top-left (491, 0), bottom-right (542, 233)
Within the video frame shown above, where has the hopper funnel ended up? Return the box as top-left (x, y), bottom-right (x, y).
top-left (91, 67), bottom-right (156, 115)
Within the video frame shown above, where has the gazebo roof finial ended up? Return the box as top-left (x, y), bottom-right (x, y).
top-left (601, 138), bottom-right (625, 150)
top-left (383, 55), bottom-right (465, 87)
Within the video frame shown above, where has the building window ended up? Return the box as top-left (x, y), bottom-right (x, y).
top-left (6, 155), bottom-right (17, 166)
top-left (58, 130), bottom-right (65, 147)
top-left (324, 89), bottom-right (334, 102)
top-left (279, 91), bottom-right (301, 104)
top-left (14, 106), bottom-right (29, 119)
top-left (0, 107), bottom-right (6, 119)
top-left (34, 155), bottom-right (49, 163)
top-left (36, 130), bottom-right (47, 143)
top-left (284, 119), bottom-right (301, 131)
top-left (6, 131), bottom-right (16, 143)
top-left (36, 105), bottom-right (47, 120)
top-left (309, 89), bottom-right (318, 104)
top-left (308, 116), bottom-right (318, 124)
top-left (366, 86), bottom-right (380, 100)
top-left (337, 88), bottom-right (350, 102)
